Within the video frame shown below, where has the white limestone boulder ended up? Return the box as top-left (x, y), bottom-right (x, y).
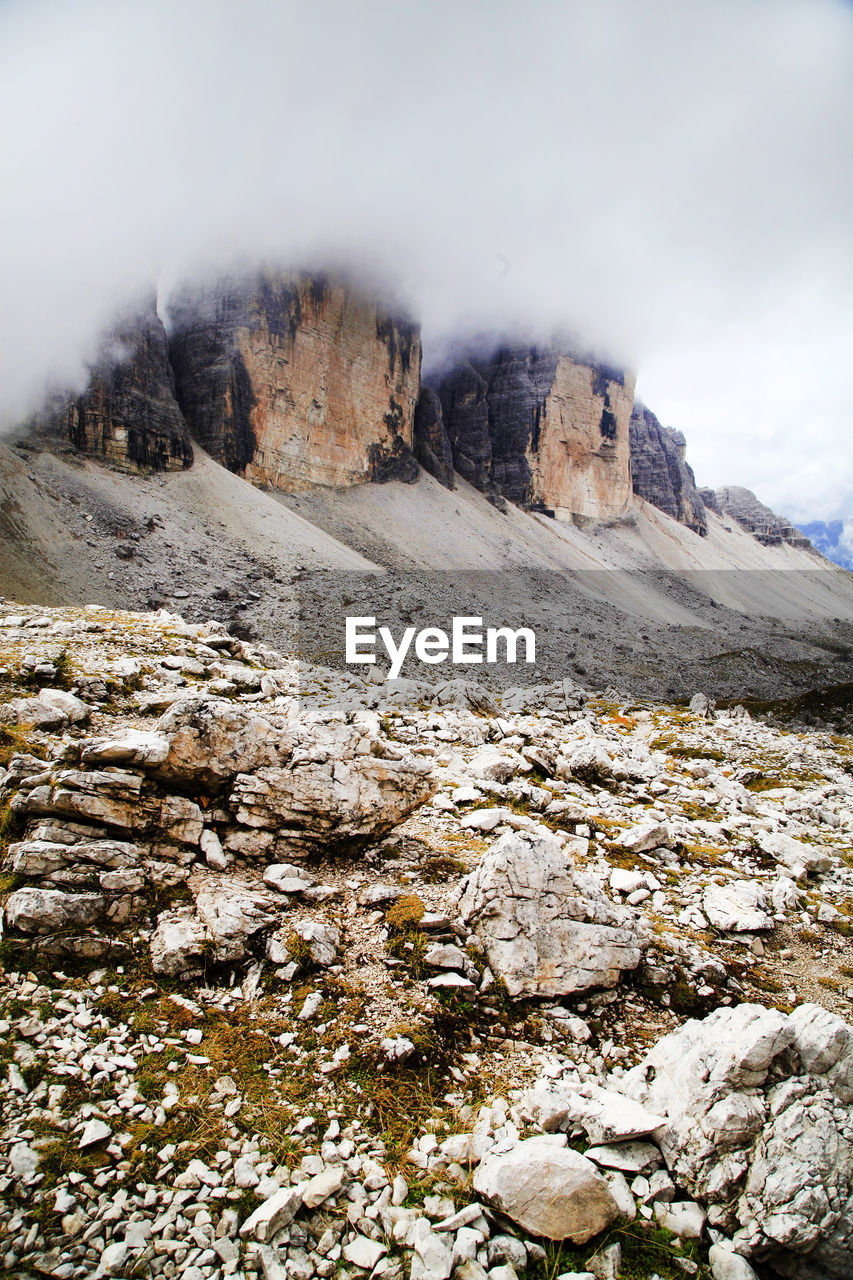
top-left (458, 829), bottom-right (641, 997)
top-left (703, 880), bottom-right (774, 932)
top-left (620, 1002), bottom-right (853, 1279)
top-left (473, 1135), bottom-right (619, 1242)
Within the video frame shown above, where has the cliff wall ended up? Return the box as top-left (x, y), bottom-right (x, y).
top-left (25, 301), bottom-right (193, 473)
top-left (714, 485), bottom-right (812, 548)
top-left (435, 346), bottom-right (635, 519)
top-left (167, 272), bottom-right (421, 492)
top-left (629, 403), bottom-right (707, 535)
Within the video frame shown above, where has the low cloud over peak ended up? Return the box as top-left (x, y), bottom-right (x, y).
top-left (1, 0), bottom-right (851, 521)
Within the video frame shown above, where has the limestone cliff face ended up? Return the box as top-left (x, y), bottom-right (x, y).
top-left (413, 388), bottom-right (454, 488)
top-left (699, 487), bottom-right (722, 515)
top-left (629, 404), bottom-right (707, 535)
top-left (26, 302), bottom-right (192, 473)
top-left (167, 272), bottom-right (421, 492)
top-left (436, 346), bottom-right (635, 520)
top-left (714, 486), bottom-right (812, 548)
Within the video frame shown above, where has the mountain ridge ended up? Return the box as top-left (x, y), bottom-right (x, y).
top-left (12, 266), bottom-right (811, 555)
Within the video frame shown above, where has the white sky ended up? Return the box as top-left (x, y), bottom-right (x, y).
top-left (1, 0), bottom-right (851, 523)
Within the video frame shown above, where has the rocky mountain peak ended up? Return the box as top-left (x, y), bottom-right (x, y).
top-left (22, 298), bottom-right (193, 474)
top-left (713, 484), bottom-right (813, 548)
top-left (629, 403), bottom-right (707, 535)
top-left (426, 342), bottom-right (635, 519)
top-left (167, 269), bottom-right (422, 491)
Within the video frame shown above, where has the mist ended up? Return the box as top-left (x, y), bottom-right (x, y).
top-left (1, 0), bottom-right (851, 522)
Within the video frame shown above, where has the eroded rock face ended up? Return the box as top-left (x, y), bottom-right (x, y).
top-left (629, 403), bottom-right (707, 535)
top-left (412, 387), bottom-right (455, 488)
top-left (621, 1002), bottom-right (853, 1279)
top-left (156, 696), bottom-right (436, 850)
top-left (437, 345), bottom-right (635, 519)
top-left (1, 688), bottom-right (435, 964)
top-left (714, 486), bottom-right (812, 549)
top-left (25, 299), bottom-right (193, 473)
top-left (472, 1135), bottom-right (620, 1242)
top-left (168, 271), bottom-right (421, 491)
top-left (457, 829), bottom-right (641, 996)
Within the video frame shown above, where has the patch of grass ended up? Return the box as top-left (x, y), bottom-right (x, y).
top-left (37, 1137), bottom-right (110, 1189)
top-left (668, 745), bottom-right (726, 762)
top-left (0, 870), bottom-right (25, 897)
top-left (0, 722), bottom-right (45, 767)
top-left (387, 927), bottom-right (428, 979)
top-left (146, 879), bottom-right (193, 918)
top-left (421, 854), bottom-right (466, 883)
top-left (52, 648), bottom-right (75, 689)
top-left (280, 927), bottom-right (312, 968)
top-left (534, 1220), bottom-right (711, 1280)
top-left (386, 894), bottom-right (426, 931)
top-left (683, 842), bottom-right (728, 867)
top-left (743, 774), bottom-right (787, 793)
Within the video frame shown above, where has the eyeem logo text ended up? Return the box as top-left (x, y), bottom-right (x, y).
top-left (345, 616), bottom-right (535, 680)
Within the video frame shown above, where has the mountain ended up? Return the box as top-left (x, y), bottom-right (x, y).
top-left (3, 272), bottom-right (853, 1280)
top-left (708, 485), bottom-right (812, 549)
top-left (5, 265), bottom-right (852, 704)
top-left (167, 271), bottom-right (421, 488)
top-left (24, 297), bottom-right (193, 473)
top-left (799, 519), bottom-right (853, 570)
top-left (428, 344), bottom-right (634, 520)
top-left (629, 403), bottom-right (707, 536)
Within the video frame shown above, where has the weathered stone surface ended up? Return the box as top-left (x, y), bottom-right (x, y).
top-left (81, 730), bottom-right (170, 767)
top-left (228, 735), bottom-right (434, 853)
top-left (472, 1135), bottom-right (619, 1242)
top-left (703, 880), bottom-right (774, 932)
top-left (788, 1003), bottom-right (853, 1104)
top-left (708, 1244), bottom-right (760, 1280)
top-left (629, 403), bottom-right (707, 535)
top-left (168, 270), bottom-right (420, 491)
top-left (190, 872), bottom-right (283, 964)
top-left (413, 387), bottom-right (455, 488)
top-left (4, 887), bottom-right (105, 934)
top-left (149, 910), bottom-right (210, 978)
top-left (622, 1002), bottom-right (853, 1279)
top-left (0, 696), bottom-right (70, 730)
top-left (458, 829), bottom-right (641, 996)
top-left (714, 486), bottom-right (812, 549)
top-left (12, 767), bottom-right (146, 831)
top-left (240, 1184), bottom-right (305, 1242)
top-left (36, 689), bottom-right (91, 725)
top-left (7, 837), bottom-right (140, 877)
top-left (755, 830), bottom-right (833, 875)
top-left (437, 345), bottom-right (635, 519)
top-left (155, 697), bottom-right (283, 786)
top-left (24, 299), bottom-right (192, 472)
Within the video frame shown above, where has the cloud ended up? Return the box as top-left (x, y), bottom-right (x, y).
top-left (1, 0), bottom-right (851, 520)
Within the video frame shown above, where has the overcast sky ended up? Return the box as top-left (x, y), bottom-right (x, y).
top-left (1, 0), bottom-right (851, 523)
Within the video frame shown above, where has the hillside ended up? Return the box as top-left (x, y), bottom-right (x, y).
top-left (2, 270), bottom-right (853, 1280)
top-left (0, 602), bottom-right (851, 1280)
top-left (4, 425), bottom-right (853, 709)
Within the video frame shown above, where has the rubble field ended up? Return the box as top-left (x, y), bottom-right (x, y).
top-left (1, 603), bottom-right (852, 1280)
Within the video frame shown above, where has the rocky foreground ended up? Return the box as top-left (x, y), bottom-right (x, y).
top-left (1, 604), bottom-right (852, 1280)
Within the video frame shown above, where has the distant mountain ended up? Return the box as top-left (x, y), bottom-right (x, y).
top-left (799, 520), bottom-right (853, 570)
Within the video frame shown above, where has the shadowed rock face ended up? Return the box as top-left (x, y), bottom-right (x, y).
top-left (412, 387), bottom-right (455, 488)
top-left (629, 403), bottom-right (707, 535)
top-left (26, 301), bottom-right (193, 473)
top-left (436, 344), bottom-right (635, 519)
top-left (167, 271), bottom-right (421, 492)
